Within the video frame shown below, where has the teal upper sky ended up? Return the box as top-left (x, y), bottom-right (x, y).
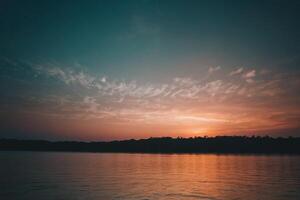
top-left (1, 0), bottom-right (299, 81)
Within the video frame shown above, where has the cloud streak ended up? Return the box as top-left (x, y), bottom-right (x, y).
top-left (2, 60), bottom-right (299, 138)
top-left (229, 67), bottom-right (243, 76)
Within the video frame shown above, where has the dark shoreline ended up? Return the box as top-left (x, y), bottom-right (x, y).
top-left (1, 136), bottom-right (300, 154)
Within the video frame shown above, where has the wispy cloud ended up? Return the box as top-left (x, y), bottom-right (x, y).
top-left (229, 67), bottom-right (243, 76)
top-left (3, 60), bottom-right (299, 136)
top-left (243, 70), bottom-right (256, 78)
top-left (34, 64), bottom-right (95, 88)
top-left (243, 70), bottom-right (256, 83)
top-left (31, 63), bottom-right (296, 105)
top-left (208, 66), bottom-right (221, 73)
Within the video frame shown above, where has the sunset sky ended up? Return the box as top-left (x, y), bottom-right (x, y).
top-left (0, 0), bottom-right (300, 140)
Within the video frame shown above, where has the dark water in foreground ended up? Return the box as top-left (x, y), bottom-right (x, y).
top-left (0, 152), bottom-right (300, 200)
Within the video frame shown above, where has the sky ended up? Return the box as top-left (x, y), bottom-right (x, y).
top-left (0, 0), bottom-right (300, 141)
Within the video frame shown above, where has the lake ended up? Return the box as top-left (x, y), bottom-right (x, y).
top-left (0, 152), bottom-right (300, 200)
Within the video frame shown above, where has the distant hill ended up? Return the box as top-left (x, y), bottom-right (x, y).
top-left (0, 136), bottom-right (300, 154)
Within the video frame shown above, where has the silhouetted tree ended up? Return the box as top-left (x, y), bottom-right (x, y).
top-left (0, 136), bottom-right (299, 154)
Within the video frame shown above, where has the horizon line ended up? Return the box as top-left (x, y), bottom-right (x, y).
top-left (1, 135), bottom-right (299, 143)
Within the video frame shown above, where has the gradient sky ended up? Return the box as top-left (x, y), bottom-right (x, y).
top-left (0, 0), bottom-right (300, 140)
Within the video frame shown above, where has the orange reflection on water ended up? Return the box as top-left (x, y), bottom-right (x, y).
top-left (10, 152), bottom-right (297, 200)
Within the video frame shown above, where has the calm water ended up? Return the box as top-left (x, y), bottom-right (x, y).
top-left (0, 152), bottom-right (300, 200)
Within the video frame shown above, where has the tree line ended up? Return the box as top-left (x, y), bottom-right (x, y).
top-left (0, 136), bottom-right (299, 154)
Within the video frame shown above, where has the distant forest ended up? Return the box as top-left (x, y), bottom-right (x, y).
top-left (0, 136), bottom-right (300, 154)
